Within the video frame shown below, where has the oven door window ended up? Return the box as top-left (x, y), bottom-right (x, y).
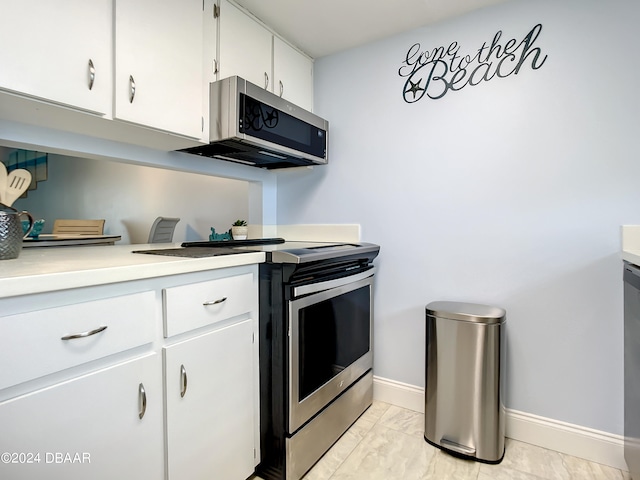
top-left (288, 275), bottom-right (373, 432)
top-left (298, 285), bottom-right (370, 400)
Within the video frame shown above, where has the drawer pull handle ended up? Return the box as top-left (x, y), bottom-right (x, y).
top-left (180, 364), bottom-right (188, 398)
top-left (203, 297), bottom-right (227, 306)
top-left (138, 383), bottom-right (147, 419)
top-left (60, 325), bottom-right (108, 340)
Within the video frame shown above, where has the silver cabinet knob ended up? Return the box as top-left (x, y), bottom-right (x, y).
top-left (88, 59), bottom-right (95, 90)
top-left (180, 364), bottom-right (188, 398)
top-left (129, 75), bottom-right (136, 103)
top-left (138, 383), bottom-right (147, 419)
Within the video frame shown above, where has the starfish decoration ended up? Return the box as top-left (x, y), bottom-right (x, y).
top-left (406, 78), bottom-right (425, 99)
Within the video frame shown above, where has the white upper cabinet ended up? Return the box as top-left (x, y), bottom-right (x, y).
top-left (273, 37), bottom-right (314, 111)
top-left (217, 0), bottom-right (314, 110)
top-left (202, 0), bottom-right (219, 143)
top-left (0, 0), bottom-right (112, 115)
top-left (0, 0), bottom-right (313, 146)
top-left (114, 0), bottom-right (204, 139)
top-left (218, 0), bottom-right (272, 89)
top-left (203, 0), bottom-right (219, 86)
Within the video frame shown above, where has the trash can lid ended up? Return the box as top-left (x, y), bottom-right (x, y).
top-left (426, 301), bottom-right (506, 324)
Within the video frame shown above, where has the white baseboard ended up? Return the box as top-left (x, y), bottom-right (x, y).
top-left (372, 375), bottom-right (626, 471)
top-left (373, 375), bottom-right (425, 412)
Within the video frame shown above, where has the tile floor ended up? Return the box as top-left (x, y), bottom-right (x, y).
top-left (255, 401), bottom-right (631, 480)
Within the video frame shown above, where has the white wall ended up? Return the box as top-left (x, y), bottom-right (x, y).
top-left (275, 0), bottom-right (640, 435)
top-left (10, 153), bottom-right (250, 244)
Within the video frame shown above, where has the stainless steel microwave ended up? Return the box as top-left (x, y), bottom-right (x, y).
top-left (180, 76), bottom-right (329, 169)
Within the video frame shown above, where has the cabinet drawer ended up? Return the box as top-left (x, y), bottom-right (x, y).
top-left (164, 273), bottom-right (255, 337)
top-left (0, 291), bottom-right (155, 391)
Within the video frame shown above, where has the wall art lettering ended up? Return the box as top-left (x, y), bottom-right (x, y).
top-left (398, 24), bottom-right (548, 103)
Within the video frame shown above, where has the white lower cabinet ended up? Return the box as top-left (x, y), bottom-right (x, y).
top-left (0, 265), bottom-right (259, 480)
top-left (0, 291), bottom-right (156, 391)
top-left (0, 353), bottom-right (164, 480)
top-left (164, 318), bottom-right (256, 480)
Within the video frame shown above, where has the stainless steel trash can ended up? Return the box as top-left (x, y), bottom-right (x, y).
top-left (424, 301), bottom-right (506, 464)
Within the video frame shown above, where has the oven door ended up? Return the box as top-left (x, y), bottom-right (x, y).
top-left (288, 269), bottom-right (374, 433)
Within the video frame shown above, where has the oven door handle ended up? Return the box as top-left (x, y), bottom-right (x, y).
top-left (293, 267), bottom-right (375, 297)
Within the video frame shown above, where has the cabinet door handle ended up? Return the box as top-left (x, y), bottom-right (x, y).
top-left (180, 364), bottom-right (188, 398)
top-left (279, 80), bottom-right (284, 97)
top-left (88, 59), bottom-right (96, 91)
top-left (129, 75), bottom-right (136, 103)
top-left (213, 59), bottom-right (218, 75)
top-left (264, 72), bottom-right (269, 89)
top-left (138, 383), bottom-right (147, 419)
top-left (60, 325), bottom-right (107, 340)
top-left (202, 296), bottom-right (227, 306)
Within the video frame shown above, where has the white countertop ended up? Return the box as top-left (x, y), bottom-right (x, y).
top-left (622, 226), bottom-right (640, 266)
top-left (0, 224), bottom-right (363, 299)
top-left (0, 243), bottom-right (265, 299)
top-left (623, 251), bottom-right (640, 266)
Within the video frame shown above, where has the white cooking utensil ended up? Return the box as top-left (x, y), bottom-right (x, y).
top-left (4, 169), bottom-right (32, 207)
top-left (0, 162), bottom-right (7, 204)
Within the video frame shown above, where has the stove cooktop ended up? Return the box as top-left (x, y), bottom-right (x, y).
top-left (132, 247), bottom-right (247, 258)
top-left (134, 238), bottom-right (380, 264)
top-left (234, 241), bottom-right (380, 264)
top-left (181, 238), bottom-right (285, 248)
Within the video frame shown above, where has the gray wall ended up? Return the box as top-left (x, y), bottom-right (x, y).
top-left (11, 154), bottom-right (249, 244)
top-left (275, 0), bottom-right (640, 435)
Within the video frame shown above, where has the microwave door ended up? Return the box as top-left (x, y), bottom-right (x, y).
top-left (239, 93), bottom-right (327, 160)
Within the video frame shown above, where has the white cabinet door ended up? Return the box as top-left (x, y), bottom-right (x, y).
top-left (114, 0), bottom-right (203, 138)
top-left (0, 291), bottom-right (155, 391)
top-left (204, 0), bottom-right (219, 85)
top-left (202, 0), bottom-right (219, 143)
top-left (273, 37), bottom-right (314, 111)
top-left (164, 319), bottom-right (255, 480)
top-left (218, 0), bottom-right (272, 90)
top-left (0, 353), bottom-right (164, 480)
top-left (0, 0), bottom-right (112, 115)
top-left (163, 273), bottom-right (254, 337)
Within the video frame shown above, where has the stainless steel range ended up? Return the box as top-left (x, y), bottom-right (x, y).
top-left (252, 241), bottom-right (380, 480)
top-left (138, 238), bottom-right (380, 479)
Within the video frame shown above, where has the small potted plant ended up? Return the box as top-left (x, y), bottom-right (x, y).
top-left (231, 219), bottom-right (248, 240)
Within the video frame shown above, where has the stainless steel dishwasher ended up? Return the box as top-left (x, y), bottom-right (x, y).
top-left (624, 261), bottom-right (640, 479)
